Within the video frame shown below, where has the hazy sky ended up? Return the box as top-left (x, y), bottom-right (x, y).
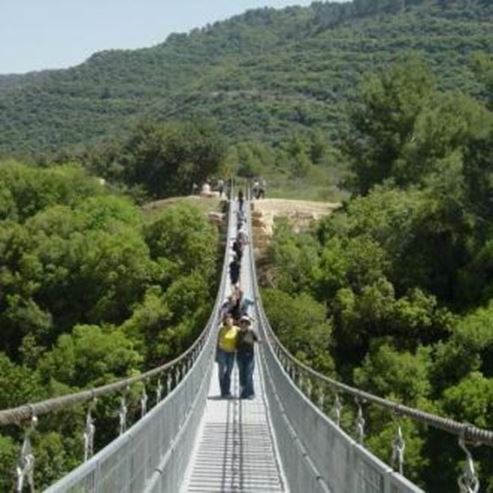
top-left (0, 0), bottom-right (325, 74)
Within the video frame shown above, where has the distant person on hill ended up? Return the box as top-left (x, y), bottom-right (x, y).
top-left (229, 255), bottom-right (241, 286)
top-left (216, 313), bottom-right (239, 398)
top-left (238, 189), bottom-right (244, 212)
top-left (258, 178), bottom-right (266, 199)
top-left (192, 182), bottom-right (199, 195)
top-left (252, 180), bottom-right (260, 200)
top-left (217, 179), bottom-right (224, 198)
top-left (201, 180), bottom-right (211, 196)
top-left (236, 315), bottom-right (259, 399)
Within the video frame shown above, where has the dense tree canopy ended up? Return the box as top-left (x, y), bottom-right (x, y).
top-left (0, 1), bottom-right (491, 489)
top-left (0, 1), bottom-right (491, 154)
top-left (0, 161), bottom-right (221, 490)
top-left (262, 55), bottom-right (493, 491)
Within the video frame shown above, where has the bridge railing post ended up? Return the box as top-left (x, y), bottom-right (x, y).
top-left (391, 424), bottom-right (405, 476)
top-left (83, 398), bottom-right (97, 462)
top-left (166, 370), bottom-right (172, 395)
top-left (458, 435), bottom-right (480, 493)
top-left (16, 414), bottom-right (37, 493)
top-left (332, 393), bottom-right (343, 428)
top-left (354, 397), bottom-right (366, 444)
top-left (317, 383), bottom-right (325, 412)
top-left (140, 382), bottom-right (148, 419)
top-left (118, 388), bottom-right (128, 436)
top-left (156, 377), bottom-right (163, 404)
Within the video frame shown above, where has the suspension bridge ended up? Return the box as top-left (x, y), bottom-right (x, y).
top-left (1, 198), bottom-right (492, 493)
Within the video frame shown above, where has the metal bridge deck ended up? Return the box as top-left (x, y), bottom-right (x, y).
top-left (182, 357), bottom-right (286, 493)
top-left (182, 219), bottom-right (286, 493)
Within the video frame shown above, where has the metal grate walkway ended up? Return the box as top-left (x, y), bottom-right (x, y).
top-left (182, 358), bottom-right (286, 493)
top-left (182, 217), bottom-right (286, 493)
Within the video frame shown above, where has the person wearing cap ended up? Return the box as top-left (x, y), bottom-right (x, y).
top-left (236, 315), bottom-right (259, 399)
top-left (216, 313), bottom-right (239, 398)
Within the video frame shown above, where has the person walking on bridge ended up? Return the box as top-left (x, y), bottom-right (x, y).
top-left (238, 188), bottom-right (244, 212)
top-left (229, 255), bottom-right (241, 287)
top-left (236, 315), bottom-right (259, 399)
top-left (216, 313), bottom-right (239, 398)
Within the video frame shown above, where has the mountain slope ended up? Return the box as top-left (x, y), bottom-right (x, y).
top-left (0, 0), bottom-right (491, 154)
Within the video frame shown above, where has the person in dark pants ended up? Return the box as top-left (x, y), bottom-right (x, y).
top-left (216, 313), bottom-right (239, 398)
top-left (238, 189), bottom-right (244, 212)
top-left (217, 178), bottom-right (224, 197)
top-left (232, 236), bottom-right (244, 261)
top-left (236, 315), bottom-right (259, 399)
top-left (229, 255), bottom-right (241, 286)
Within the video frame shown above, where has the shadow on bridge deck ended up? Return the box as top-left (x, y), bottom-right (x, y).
top-left (182, 358), bottom-right (286, 493)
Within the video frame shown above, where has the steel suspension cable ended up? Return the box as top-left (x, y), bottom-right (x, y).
top-left (0, 186), bottom-right (234, 428)
top-left (246, 198), bottom-right (493, 447)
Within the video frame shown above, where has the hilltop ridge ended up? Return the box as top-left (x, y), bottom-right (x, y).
top-left (0, 0), bottom-right (491, 154)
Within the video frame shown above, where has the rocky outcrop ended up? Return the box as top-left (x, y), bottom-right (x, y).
top-left (250, 199), bottom-right (340, 256)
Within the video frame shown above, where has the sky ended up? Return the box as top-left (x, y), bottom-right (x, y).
top-left (0, 0), bottom-right (324, 75)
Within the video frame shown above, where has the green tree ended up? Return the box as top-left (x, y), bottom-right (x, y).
top-left (262, 288), bottom-right (334, 373)
top-left (37, 325), bottom-right (142, 389)
top-left (343, 57), bottom-right (435, 194)
top-left (432, 301), bottom-right (493, 391)
top-left (354, 341), bottom-right (432, 404)
top-left (144, 203), bottom-right (218, 281)
top-left (268, 219), bottom-right (321, 294)
top-left (121, 120), bottom-right (226, 198)
top-left (0, 161), bottom-right (104, 221)
top-left (0, 434), bottom-right (18, 492)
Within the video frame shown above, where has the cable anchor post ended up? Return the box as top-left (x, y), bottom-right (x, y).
top-left (332, 392), bottom-right (343, 428)
top-left (83, 398), bottom-right (97, 462)
top-left (16, 413), bottom-right (37, 493)
top-left (306, 376), bottom-right (313, 400)
top-left (167, 371), bottom-right (172, 394)
top-left (140, 383), bottom-right (148, 419)
top-left (118, 387), bottom-right (129, 436)
top-left (298, 372), bottom-right (304, 392)
top-left (156, 377), bottom-right (163, 404)
top-left (458, 433), bottom-right (480, 493)
top-left (317, 383), bottom-right (325, 411)
top-left (354, 397), bottom-right (365, 444)
top-left (391, 425), bottom-right (406, 475)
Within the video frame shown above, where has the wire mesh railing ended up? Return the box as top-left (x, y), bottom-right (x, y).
top-left (1, 195), bottom-right (234, 493)
top-left (4, 191), bottom-right (492, 493)
top-left (246, 199), bottom-right (492, 493)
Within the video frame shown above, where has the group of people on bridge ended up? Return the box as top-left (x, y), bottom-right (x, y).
top-left (216, 205), bottom-right (259, 399)
top-left (193, 178), bottom-right (267, 202)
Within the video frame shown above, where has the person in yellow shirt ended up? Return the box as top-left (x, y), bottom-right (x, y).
top-left (216, 313), bottom-right (239, 398)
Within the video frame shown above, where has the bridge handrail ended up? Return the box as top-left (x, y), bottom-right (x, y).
top-left (267, 324), bottom-right (493, 446)
top-left (0, 333), bottom-right (206, 426)
top-left (247, 209), bottom-right (493, 449)
top-left (0, 197), bottom-right (232, 428)
top-left (258, 294), bottom-right (493, 447)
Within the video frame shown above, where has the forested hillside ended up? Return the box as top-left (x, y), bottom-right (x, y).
top-left (0, 0), bottom-right (492, 489)
top-left (261, 55), bottom-right (493, 491)
top-left (0, 0), bottom-right (491, 154)
top-left (0, 162), bottom-right (222, 489)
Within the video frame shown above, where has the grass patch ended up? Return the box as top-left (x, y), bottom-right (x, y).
top-left (141, 195), bottom-right (223, 220)
top-left (257, 165), bottom-right (348, 203)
